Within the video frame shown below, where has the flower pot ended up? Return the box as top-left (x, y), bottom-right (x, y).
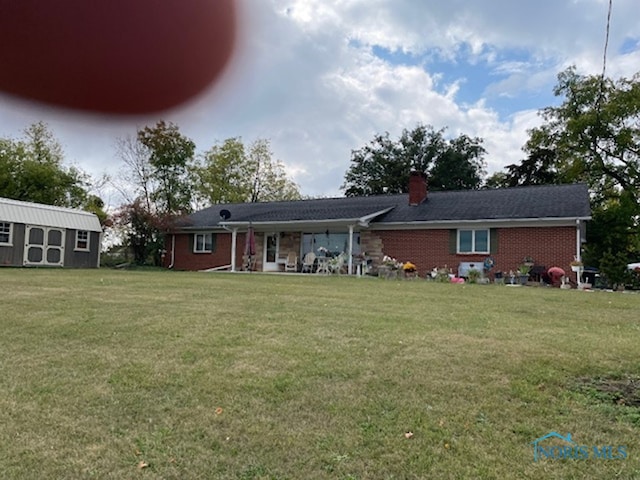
top-left (571, 265), bottom-right (582, 273)
top-left (519, 274), bottom-right (529, 286)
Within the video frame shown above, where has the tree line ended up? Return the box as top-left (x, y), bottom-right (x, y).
top-left (2, 66), bottom-right (639, 280)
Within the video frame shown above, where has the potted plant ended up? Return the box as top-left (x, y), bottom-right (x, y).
top-left (517, 264), bottom-right (531, 285)
top-left (467, 268), bottom-right (481, 283)
top-left (402, 261), bottom-right (417, 279)
top-left (570, 257), bottom-right (583, 273)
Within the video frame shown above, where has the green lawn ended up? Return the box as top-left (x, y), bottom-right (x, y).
top-left (1, 269), bottom-right (639, 479)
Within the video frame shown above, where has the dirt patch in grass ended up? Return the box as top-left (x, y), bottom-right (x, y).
top-left (574, 374), bottom-right (640, 407)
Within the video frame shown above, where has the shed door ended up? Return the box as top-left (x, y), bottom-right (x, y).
top-left (24, 226), bottom-right (65, 266)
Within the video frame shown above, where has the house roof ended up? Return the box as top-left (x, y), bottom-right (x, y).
top-left (0, 197), bottom-right (102, 232)
top-left (378, 183), bottom-right (592, 224)
top-left (175, 183), bottom-right (591, 231)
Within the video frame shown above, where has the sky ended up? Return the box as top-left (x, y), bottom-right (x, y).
top-left (1, 0), bottom-right (639, 205)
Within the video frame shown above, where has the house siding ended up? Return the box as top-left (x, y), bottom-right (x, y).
top-left (0, 223), bottom-right (25, 266)
top-left (63, 230), bottom-right (100, 268)
top-left (370, 226), bottom-right (577, 276)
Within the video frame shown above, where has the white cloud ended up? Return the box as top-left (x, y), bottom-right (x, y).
top-left (1, 0), bottom-right (639, 202)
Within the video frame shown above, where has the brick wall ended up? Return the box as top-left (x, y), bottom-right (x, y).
top-left (164, 232), bottom-right (243, 271)
top-left (166, 226), bottom-right (578, 276)
top-left (370, 226), bottom-right (577, 277)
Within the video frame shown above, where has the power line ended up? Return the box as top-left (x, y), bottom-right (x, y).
top-left (601, 0), bottom-right (613, 82)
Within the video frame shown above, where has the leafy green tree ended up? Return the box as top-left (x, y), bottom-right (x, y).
top-left (527, 67), bottom-right (640, 202)
top-left (115, 121), bottom-right (197, 264)
top-left (246, 139), bottom-right (301, 202)
top-left (0, 122), bottom-right (104, 216)
top-left (194, 137), bottom-right (301, 205)
top-left (507, 67), bottom-right (640, 269)
top-left (342, 124), bottom-right (485, 196)
top-left (138, 120), bottom-right (195, 215)
top-left (194, 137), bottom-right (250, 204)
top-left (583, 190), bottom-right (639, 268)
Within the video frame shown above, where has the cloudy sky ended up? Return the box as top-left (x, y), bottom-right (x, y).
top-left (1, 0), bottom-right (639, 204)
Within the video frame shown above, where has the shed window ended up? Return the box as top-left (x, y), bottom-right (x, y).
top-left (75, 230), bottom-right (90, 250)
top-left (193, 233), bottom-right (214, 253)
top-left (458, 229), bottom-right (489, 254)
top-left (0, 222), bottom-right (12, 245)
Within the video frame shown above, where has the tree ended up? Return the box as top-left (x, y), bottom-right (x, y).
top-left (246, 139), bottom-right (301, 202)
top-left (490, 67), bottom-right (640, 268)
top-left (528, 67), bottom-right (640, 203)
top-left (194, 137), bottom-right (301, 205)
top-left (115, 121), bottom-right (196, 264)
top-left (137, 120), bottom-right (195, 215)
top-left (0, 122), bottom-right (104, 214)
top-left (194, 137), bottom-right (250, 204)
top-left (342, 124), bottom-right (486, 196)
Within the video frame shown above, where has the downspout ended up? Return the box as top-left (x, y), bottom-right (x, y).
top-left (230, 227), bottom-right (238, 272)
top-left (575, 219), bottom-right (581, 262)
top-left (347, 224), bottom-right (354, 275)
top-left (168, 234), bottom-right (176, 269)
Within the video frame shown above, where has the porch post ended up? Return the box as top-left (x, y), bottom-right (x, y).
top-left (347, 224), bottom-right (354, 275)
top-left (231, 227), bottom-right (238, 272)
top-left (575, 219), bottom-right (581, 262)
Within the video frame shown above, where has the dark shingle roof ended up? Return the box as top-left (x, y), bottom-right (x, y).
top-left (177, 183), bottom-right (590, 229)
top-left (379, 183), bottom-right (591, 223)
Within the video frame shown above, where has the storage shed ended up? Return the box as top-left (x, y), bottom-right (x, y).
top-left (0, 197), bottom-right (102, 268)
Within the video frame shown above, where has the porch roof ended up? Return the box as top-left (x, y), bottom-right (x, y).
top-left (175, 196), bottom-right (398, 231)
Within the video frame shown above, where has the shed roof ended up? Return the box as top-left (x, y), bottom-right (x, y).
top-left (0, 197), bottom-right (102, 232)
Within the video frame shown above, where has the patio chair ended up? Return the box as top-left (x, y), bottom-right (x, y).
top-left (301, 252), bottom-right (316, 273)
top-left (284, 251), bottom-right (298, 272)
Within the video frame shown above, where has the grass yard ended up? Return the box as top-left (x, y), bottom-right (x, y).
top-left (1, 269), bottom-right (639, 479)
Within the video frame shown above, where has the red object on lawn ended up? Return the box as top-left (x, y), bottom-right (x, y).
top-left (547, 267), bottom-right (565, 285)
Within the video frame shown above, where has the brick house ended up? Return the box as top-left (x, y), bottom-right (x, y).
top-left (165, 174), bottom-right (591, 277)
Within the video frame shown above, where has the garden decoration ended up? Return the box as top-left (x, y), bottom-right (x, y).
top-left (402, 261), bottom-right (417, 279)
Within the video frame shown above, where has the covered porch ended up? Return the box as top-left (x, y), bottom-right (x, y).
top-left (224, 218), bottom-right (380, 275)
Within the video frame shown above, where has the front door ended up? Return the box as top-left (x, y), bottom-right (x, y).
top-left (263, 233), bottom-right (279, 271)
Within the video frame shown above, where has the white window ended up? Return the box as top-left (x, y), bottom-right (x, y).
top-left (75, 230), bottom-right (90, 251)
top-left (458, 229), bottom-right (489, 254)
top-left (0, 222), bottom-right (12, 245)
top-left (193, 233), bottom-right (214, 253)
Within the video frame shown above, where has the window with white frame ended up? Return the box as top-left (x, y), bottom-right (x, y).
top-left (458, 229), bottom-right (489, 254)
top-left (75, 230), bottom-right (90, 250)
top-left (0, 222), bottom-right (12, 245)
top-left (193, 233), bottom-right (214, 253)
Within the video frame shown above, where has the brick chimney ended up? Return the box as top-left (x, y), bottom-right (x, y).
top-left (408, 171), bottom-right (428, 205)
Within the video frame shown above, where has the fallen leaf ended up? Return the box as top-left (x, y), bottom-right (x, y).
top-left (137, 460), bottom-right (149, 469)
top-left (215, 407), bottom-right (223, 415)
top-left (404, 431), bottom-right (414, 439)
top-left (444, 443), bottom-right (450, 449)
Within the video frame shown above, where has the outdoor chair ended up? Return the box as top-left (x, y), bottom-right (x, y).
top-left (284, 251), bottom-right (298, 272)
top-left (301, 252), bottom-right (316, 273)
